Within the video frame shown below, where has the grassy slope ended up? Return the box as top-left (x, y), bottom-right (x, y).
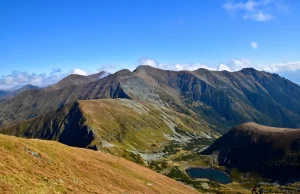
top-left (79, 99), bottom-right (217, 151)
top-left (0, 134), bottom-right (199, 194)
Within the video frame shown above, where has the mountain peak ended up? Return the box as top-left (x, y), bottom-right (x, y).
top-left (45, 71), bottom-right (109, 91)
top-left (133, 65), bottom-right (157, 73)
top-left (239, 67), bottom-right (260, 74)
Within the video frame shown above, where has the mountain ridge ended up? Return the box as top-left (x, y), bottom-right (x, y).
top-left (0, 66), bottom-right (300, 131)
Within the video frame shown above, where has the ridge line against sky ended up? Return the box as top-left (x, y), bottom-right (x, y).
top-left (1, 57), bottom-right (300, 90)
top-left (1, 0), bottom-right (300, 89)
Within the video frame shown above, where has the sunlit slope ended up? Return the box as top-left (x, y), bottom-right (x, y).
top-left (0, 134), bottom-right (199, 194)
top-left (79, 99), bottom-right (216, 150)
top-left (0, 99), bottom-right (218, 163)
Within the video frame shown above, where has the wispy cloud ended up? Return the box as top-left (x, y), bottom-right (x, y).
top-left (218, 58), bottom-right (252, 71)
top-left (263, 61), bottom-right (300, 73)
top-left (0, 69), bottom-right (65, 91)
top-left (138, 57), bottom-right (217, 71)
top-left (138, 57), bottom-right (253, 72)
top-left (244, 11), bottom-right (273, 21)
top-left (223, 0), bottom-right (285, 22)
top-left (251, 41), bottom-right (258, 49)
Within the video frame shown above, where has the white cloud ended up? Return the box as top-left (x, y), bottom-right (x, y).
top-left (218, 64), bottom-right (232, 71)
top-left (251, 41), bottom-right (258, 49)
top-left (72, 68), bottom-right (88, 76)
top-left (263, 61), bottom-right (300, 73)
top-left (223, 0), bottom-right (258, 12)
top-left (230, 58), bottom-right (252, 70)
top-left (138, 58), bottom-right (217, 71)
top-left (138, 57), bottom-right (159, 68)
top-left (244, 11), bottom-right (273, 21)
top-left (223, 0), bottom-right (284, 22)
top-left (173, 63), bottom-right (217, 71)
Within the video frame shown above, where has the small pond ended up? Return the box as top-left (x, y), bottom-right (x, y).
top-left (186, 167), bottom-right (233, 184)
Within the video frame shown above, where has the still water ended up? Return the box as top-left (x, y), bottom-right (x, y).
top-left (186, 167), bottom-right (233, 184)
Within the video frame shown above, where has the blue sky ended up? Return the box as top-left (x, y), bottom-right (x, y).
top-left (1, 0), bottom-right (300, 89)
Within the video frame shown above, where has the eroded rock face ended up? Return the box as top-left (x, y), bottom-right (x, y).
top-left (202, 122), bottom-right (300, 181)
top-left (59, 103), bottom-right (95, 148)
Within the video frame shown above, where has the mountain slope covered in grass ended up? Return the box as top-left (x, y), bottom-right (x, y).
top-left (0, 134), bottom-right (199, 194)
top-left (0, 99), bottom-right (218, 164)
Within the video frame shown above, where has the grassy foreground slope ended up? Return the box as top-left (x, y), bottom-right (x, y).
top-left (0, 134), bottom-right (199, 194)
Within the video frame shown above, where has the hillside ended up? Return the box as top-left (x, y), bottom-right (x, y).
top-left (201, 122), bottom-right (300, 181)
top-left (0, 84), bottom-right (39, 102)
top-left (135, 66), bottom-right (300, 130)
top-left (0, 134), bottom-right (199, 194)
top-left (0, 90), bottom-right (10, 101)
top-left (0, 99), bottom-right (218, 164)
top-left (1, 66), bottom-right (300, 132)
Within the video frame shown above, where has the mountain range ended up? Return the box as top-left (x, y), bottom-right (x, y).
top-left (0, 66), bottom-right (300, 193)
top-left (1, 66), bottom-right (300, 130)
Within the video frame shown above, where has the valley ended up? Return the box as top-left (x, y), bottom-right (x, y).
top-left (0, 66), bottom-right (300, 193)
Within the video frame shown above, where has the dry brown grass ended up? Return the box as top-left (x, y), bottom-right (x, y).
top-left (0, 134), bottom-right (199, 194)
top-left (235, 122), bottom-right (300, 133)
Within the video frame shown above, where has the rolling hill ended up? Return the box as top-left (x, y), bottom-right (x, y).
top-left (0, 134), bottom-right (199, 194)
top-left (201, 122), bottom-right (300, 181)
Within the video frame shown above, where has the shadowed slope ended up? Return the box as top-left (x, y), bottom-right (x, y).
top-left (0, 134), bottom-right (199, 194)
top-left (202, 122), bottom-right (300, 181)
